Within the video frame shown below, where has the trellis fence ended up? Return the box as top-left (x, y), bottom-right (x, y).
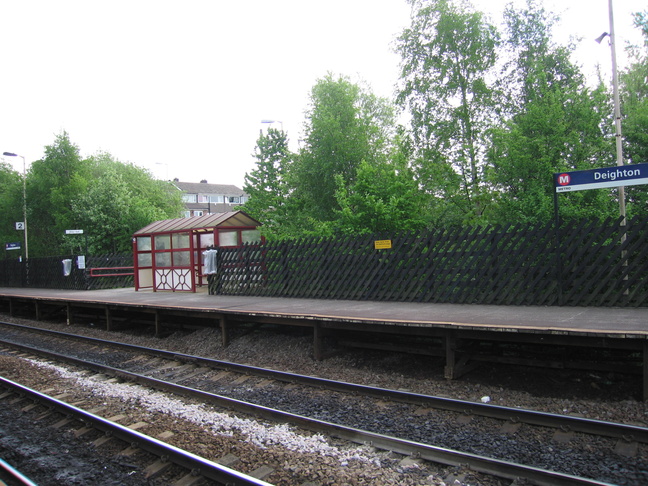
top-left (211, 216), bottom-right (648, 307)
top-left (0, 254), bottom-right (133, 290)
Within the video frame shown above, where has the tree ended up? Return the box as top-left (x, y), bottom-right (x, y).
top-left (0, 160), bottom-right (23, 256)
top-left (241, 128), bottom-right (294, 239)
top-left (27, 132), bottom-right (89, 256)
top-left (334, 159), bottom-right (427, 235)
top-left (26, 133), bottom-right (183, 256)
top-left (70, 152), bottom-right (183, 254)
top-left (621, 11), bottom-right (648, 218)
top-left (487, 0), bottom-right (616, 223)
top-left (294, 73), bottom-right (396, 222)
top-left (396, 0), bottom-right (499, 223)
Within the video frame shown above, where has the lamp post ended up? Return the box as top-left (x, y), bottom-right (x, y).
top-left (261, 119), bottom-right (284, 131)
top-left (2, 151), bottom-right (28, 260)
top-left (596, 0), bottom-right (626, 224)
top-left (155, 162), bottom-right (169, 180)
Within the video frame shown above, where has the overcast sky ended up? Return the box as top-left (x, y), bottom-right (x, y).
top-left (1, 0), bottom-right (645, 187)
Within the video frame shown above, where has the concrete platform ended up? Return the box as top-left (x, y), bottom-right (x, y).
top-left (1, 286), bottom-right (646, 336)
top-left (1, 287), bottom-right (647, 399)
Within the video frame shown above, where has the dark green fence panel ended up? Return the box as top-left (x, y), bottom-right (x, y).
top-left (0, 253), bottom-right (133, 290)
top-left (210, 217), bottom-right (648, 307)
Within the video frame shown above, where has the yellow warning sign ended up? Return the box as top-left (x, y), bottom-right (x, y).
top-left (374, 240), bottom-right (392, 250)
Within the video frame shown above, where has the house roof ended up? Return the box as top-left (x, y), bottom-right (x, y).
top-left (185, 202), bottom-right (243, 213)
top-left (172, 181), bottom-right (247, 196)
top-left (133, 210), bottom-right (261, 236)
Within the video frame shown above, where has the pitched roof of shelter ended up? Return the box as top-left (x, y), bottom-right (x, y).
top-left (133, 210), bottom-right (260, 236)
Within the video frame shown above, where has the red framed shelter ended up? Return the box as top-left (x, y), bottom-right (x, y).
top-left (132, 211), bottom-right (262, 292)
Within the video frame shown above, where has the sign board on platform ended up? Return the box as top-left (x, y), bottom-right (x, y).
top-left (555, 163), bottom-right (648, 193)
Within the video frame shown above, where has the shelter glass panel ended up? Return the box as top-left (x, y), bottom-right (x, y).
top-left (242, 229), bottom-right (261, 244)
top-left (155, 252), bottom-right (171, 267)
top-left (200, 233), bottom-right (214, 248)
top-left (172, 232), bottom-right (190, 249)
top-left (173, 251), bottom-right (191, 266)
top-left (138, 253), bottom-right (152, 267)
top-left (155, 235), bottom-right (171, 250)
top-left (219, 230), bottom-right (238, 247)
top-left (137, 236), bottom-right (151, 252)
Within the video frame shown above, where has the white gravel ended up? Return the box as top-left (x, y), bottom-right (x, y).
top-left (33, 359), bottom-right (382, 465)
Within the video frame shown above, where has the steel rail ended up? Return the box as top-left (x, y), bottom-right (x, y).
top-left (0, 339), bottom-right (616, 486)
top-left (2, 320), bottom-right (647, 444)
top-left (0, 376), bottom-right (273, 486)
top-left (0, 458), bottom-right (39, 486)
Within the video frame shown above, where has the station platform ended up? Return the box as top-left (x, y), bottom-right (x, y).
top-left (1, 287), bottom-right (647, 398)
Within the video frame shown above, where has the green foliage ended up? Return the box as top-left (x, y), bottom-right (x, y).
top-left (293, 73), bottom-right (395, 221)
top-left (28, 132), bottom-right (88, 256)
top-left (24, 133), bottom-right (182, 256)
top-left (396, 0), bottom-right (500, 223)
top-left (0, 161), bottom-right (23, 256)
top-left (69, 153), bottom-right (183, 254)
top-left (241, 128), bottom-right (293, 239)
top-left (334, 160), bottom-right (428, 235)
top-left (622, 10), bottom-right (648, 217)
top-left (487, 1), bottom-right (618, 223)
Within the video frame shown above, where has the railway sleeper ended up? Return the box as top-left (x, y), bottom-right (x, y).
top-left (614, 439), bottom-right (638, 457)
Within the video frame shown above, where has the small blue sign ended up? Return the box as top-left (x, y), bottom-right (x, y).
top-left (555, 163), bottom-right (648, 193)
top-left (5, 242), bottom-right (21, 250)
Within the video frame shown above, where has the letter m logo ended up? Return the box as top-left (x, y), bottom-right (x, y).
top-left (558, 174), bottom-right (571, 186)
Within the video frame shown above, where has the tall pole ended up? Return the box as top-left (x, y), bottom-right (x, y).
top-left (607, 0), bottom-right (629, 295)
top-left (609, 0), bottom-right (626, 225)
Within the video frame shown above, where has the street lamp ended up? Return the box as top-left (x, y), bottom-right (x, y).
top-left (155, 162), bottom-right (169, 180)
top-left (3, 151), bottom-right (28, 260)
top-left (260, 119), bottom-right (284, 131)
top-left (596, 0), bottom-right (626, 224)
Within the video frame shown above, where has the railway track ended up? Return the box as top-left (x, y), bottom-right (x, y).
top-left (0, 376), bottom-right (273, 486)
top-left (1, 321), bottom-right (646, 485)
top-left (0, 457), bottom-right (38, 486)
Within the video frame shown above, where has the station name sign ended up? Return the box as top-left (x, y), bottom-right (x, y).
top-left (555, 163), bottom-right (648, 193)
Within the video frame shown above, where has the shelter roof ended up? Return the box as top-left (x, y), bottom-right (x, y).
top-left (133, 211), bottom-right (261, 236)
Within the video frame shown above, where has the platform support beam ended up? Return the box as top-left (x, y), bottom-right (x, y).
top-left (105, 306), bottom-right (113, 332)
top-left (643, 342), bottom-right (648, 402)
top-left (66, 303), bottom-right (73, 326)
top-left (8, 298), bottom-right (14, 317)
top-left (220, 316), bottom-right (229, 347)
top-left (445, 331), bottom-right (457, 379)
top-left (313, 322), bottom-right (324, 361)
top-left (154, 310), bottom-right (161, 337)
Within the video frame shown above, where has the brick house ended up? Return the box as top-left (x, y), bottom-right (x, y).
top-left (172, 179), bottom-right (249, 217)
